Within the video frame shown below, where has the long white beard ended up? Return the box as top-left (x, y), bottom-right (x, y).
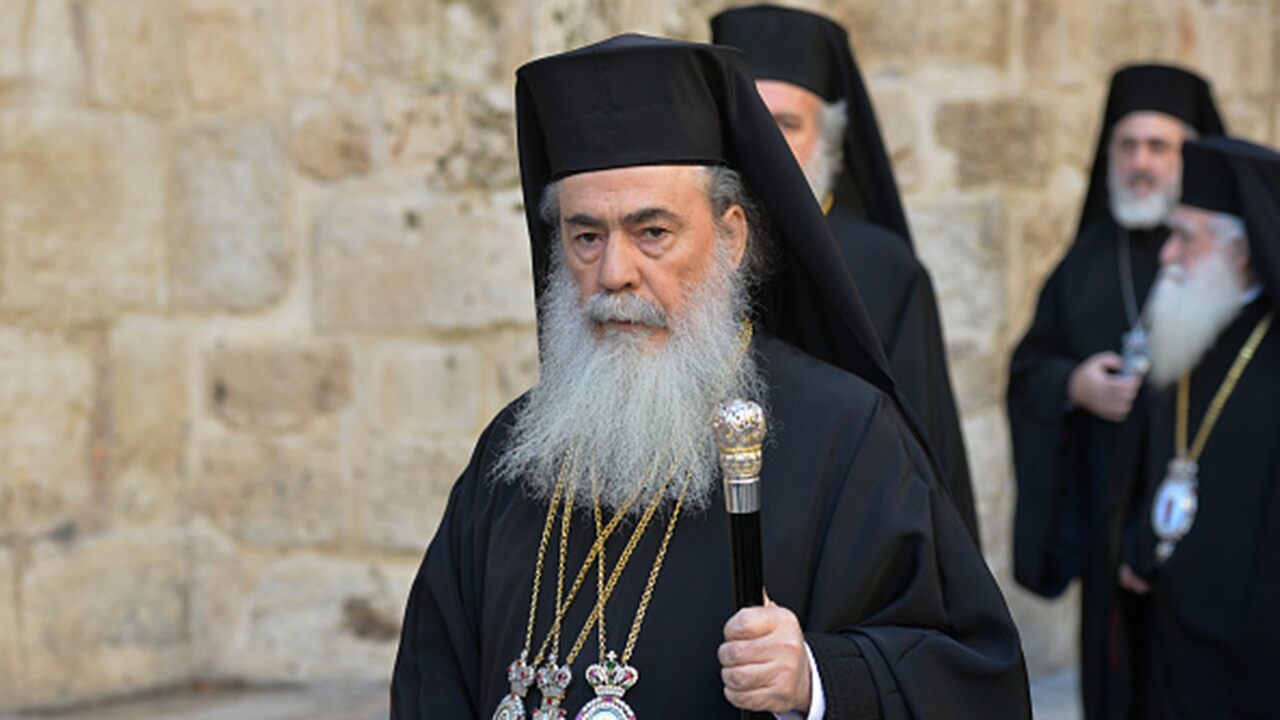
top-left (494, 245), bottom-right (765, 515)
top-left (1147, 251), bottom-right (1247, 388)
top-left (1109, 162), bottom-right (1181, 229)
top-left (802, 99), bottom-right (847, 205)
top-left (803, 140), bottom-right (840, 204)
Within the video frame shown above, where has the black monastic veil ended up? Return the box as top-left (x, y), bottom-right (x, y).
top-left (712, 4), bottom-right (980, 543)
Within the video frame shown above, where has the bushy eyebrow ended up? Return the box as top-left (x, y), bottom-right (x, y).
top-left (621, 207), bottom-right (680, 226)
top-left (563, 207), bottom-right (683, 230)
top-left (564, 213), bottom-right (607, 229)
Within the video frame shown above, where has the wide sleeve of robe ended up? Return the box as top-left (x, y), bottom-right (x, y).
top-left (882, 263), bottom-right (979, 544)
top-left (1007, 256), bottom-right (1082, 598)
top-left (803, 395), bottom-right (1031, 719)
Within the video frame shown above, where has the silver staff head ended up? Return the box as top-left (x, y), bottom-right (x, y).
top-left (712, 399), bottom-right (766, 514)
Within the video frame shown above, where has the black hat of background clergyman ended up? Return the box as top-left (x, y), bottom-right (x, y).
top-left (711, 4), bottom-right (914, 250)
top-left (1180, 136), bottom-right (1280, 309)
top-left (1076, 63), bottom-right (1226, 235)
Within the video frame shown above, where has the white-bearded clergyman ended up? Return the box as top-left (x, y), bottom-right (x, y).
top-left (391, 34), bottom-right (1030, 719)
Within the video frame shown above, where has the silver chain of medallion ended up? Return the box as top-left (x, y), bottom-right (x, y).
top-left (1118, 228), bottom-right (1152, 377)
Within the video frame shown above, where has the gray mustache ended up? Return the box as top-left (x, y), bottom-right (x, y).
top-left (1125, 171), bottom-right (1158, 186)
top-left (584, 292), bottom-right (669, 328)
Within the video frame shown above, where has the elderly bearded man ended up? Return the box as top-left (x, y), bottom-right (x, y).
top-left (390, 35), bottom-right (1030, 719)
top-left (1007, 64), bottom-right (1225, 720)
top-left (710, 5), bottom-right (978, 542)
top-left (1118, 137), bottom-right (1280, 719)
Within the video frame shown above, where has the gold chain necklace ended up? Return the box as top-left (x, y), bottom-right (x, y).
top-left (492, 463), bottom-right (648, 720)
top-left (574, 474), bottom-right (694, 720)
top-left (1152, 311), bottom-right (1273, 562)
top-left (529, 471), bottom-right (679, 720)
top-left (497, 320), bottom-right (756, 719)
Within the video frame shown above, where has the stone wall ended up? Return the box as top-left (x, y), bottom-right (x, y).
top-left (0, 0), bottom-right (1276, 711)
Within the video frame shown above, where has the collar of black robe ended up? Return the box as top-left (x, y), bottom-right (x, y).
top-left (515, 32), bottom-right (907, 411)
top-left (710, 5), bottom-right (913, 252)
top-left (1075, 63), bottom-right (1226, 237)
top-left (1181, 136), bottom-right (1280, 312)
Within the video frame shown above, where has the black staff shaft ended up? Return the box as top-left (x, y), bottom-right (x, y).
top-left (729, 512), bottom-right (763, 609)
top-left (729, 511), bottom-right (766, 720)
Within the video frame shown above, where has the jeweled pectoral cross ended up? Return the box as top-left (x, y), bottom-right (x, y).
top-left (574, 651), bottom-right (639, 720)
top-left (492, 653), bottom-right (536, 720)
top-left (531, 659), bottom-right (572, 720)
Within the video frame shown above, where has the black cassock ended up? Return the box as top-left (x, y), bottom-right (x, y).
top-left (392, 333), bottom-right (1030, 718)
top-left (1125, 299), bottom-right (1280, 719)
top-left (828, 206), bottom-right (978, 542)
top-left (1006, 216), bottom-right (1163, 717)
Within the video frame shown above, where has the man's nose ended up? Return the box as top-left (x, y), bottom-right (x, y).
top-left (1131, 144), bottom-right (1156, 176)
top-left (597, 235), bottom-right (641, 293)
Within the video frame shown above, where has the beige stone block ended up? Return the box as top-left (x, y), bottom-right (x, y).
top-left (109, 317), bottom-right (189, 524)
top-left (20, 527), bottom-right (191, 707)
top-left (0, 0), bottom-right (26, 88)
top-left (281, 0), bottom-right (342, 92)
top-left (313, 190), bottom-right (534, 331)
top-left (0, 110), bottom-right (164, 324)
top-left (1048, 88), bottom-right (1105, 177)
top-left (12, 0), bottom-right (86, 102)
top-left (946, 340), bottom-right (1002, 418)
top-left (1218, 94), bottom-right (1273, 147)
top-left (0, 548), bottom-right (19, 712)
top-left (223, 554), bottom-right (415, 680)
top-left (379, 88), bottom-right (519, 190)
top-left (290, 95), bottom-right (371, 181)
top-left (352, 0), bottom-right (502, 87)
top-left (1185, 5), bottom-right (1274, 96)
top-left (82, 0), bottom-right (181, 115)
top-left (488, 327), bottom-right (540, 413)
top-left (186, 519), bottom-right (246, 674)
top-left (0, 329), bottom-right (95, 537)
top-left (182, 0), bottom-right (276, 109)
top-left (529, 0), bottom-right (666, 55)
top-left (191, 434), bottom-right (344, 547)
top-left (1087, 0), bottom-right (1178, 74)
top-left (371, 343), bottom-right (480, 435)
top-left (910, 198), bottom-right (1006, 353)
top-left (936, 98), bottom-right (1054, 189)
top-left (206, 343), bottom-right (351, 432)
top-left (360, 437), bottom-right (474, 552)
top-left (867, 83), bottom-right (923, 193)
top-left (960, 407), bottom-right (1014, 563)
top-left (171, 118), bottom-right (290, 313)
top-left (832, 0), bottom-right (1011, 72)
top-left (1005, 583), bottom-right (1080, 677)
top-left (1007, 193), bottom-right (1078, 342)
top-left (1022, 0), bottom-right (1092, 86)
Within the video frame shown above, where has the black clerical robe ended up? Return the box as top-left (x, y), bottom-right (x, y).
top-left (1125, 299), bottom-right (1280, 719)
top-left (1007, 216), bottom-right (1164, 719)
top-left (392, 332), bottom-right (1030, 718)
top-left (829, 207), bottom-right (978, 543)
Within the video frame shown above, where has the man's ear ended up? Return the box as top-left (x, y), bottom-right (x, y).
top-left (720, 204), bottom-right (748, 270)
